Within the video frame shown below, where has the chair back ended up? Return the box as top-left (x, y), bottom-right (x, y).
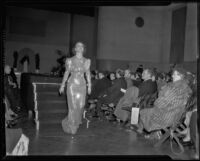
top-left (185, 94), bottom-right (196, 111)
top-left (171, 94), bottom-right (193, 129)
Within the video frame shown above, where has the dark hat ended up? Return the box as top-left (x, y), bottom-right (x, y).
top-left (116, 69), bottom-right (124, 77)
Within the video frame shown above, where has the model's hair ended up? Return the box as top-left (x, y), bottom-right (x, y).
top-left (72, 41), bottom-right (86, 55)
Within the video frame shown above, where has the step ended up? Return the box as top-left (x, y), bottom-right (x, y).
top-left (37, 100), bottom-right (67, 105)
top-left (37, 100), bottom-right (67, 111)
top-left (37, 105), bottom-right (67, 113)
top-left (37, 106), bottom-right (68, 113)
top-left (36, 107), bottom-right (67, 114)
top-left (36, 122), bottom-right (66, 136)
top-left (35, 84), bottom-right (64, 92)
top-left (37, 92), bottom-right (66, 101)
top-left (37, 101), bottom-right (68, 111)
top-left (36, 118), bottom-right (63, 125)
top-left (37, 112), bottom-right (67, 123)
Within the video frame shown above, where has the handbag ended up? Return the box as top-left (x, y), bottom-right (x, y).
top-left (131, 107), bottom-right (140, 125)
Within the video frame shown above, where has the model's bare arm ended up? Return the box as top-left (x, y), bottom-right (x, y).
top-left (59, 59), bottom-right (71, 93)
top-left (85, 59), bottom-right (91, 94)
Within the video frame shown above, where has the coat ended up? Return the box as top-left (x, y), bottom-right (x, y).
top-left (90, 77), bottom-right (112, 99)
top-left (140, 79), bottom-right (192, 132)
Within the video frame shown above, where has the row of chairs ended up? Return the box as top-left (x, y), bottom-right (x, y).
top-left (121, 92), bottom-right (196, 155)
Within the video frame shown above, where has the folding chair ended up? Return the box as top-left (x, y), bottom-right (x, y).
top-left (154, 95), bottom-right (194, 155)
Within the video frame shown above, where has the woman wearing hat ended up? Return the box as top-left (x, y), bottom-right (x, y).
top-left (136, 67), bottom-right (192, 136)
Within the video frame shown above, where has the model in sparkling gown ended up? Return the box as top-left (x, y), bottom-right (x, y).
top-left (59, 42), bottom-right (91, 134)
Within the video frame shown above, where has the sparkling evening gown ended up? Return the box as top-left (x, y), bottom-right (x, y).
top-left (61, 56), bottom-right (91, 134)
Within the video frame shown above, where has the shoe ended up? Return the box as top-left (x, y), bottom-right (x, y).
top-left (121, 120), bottom-right (129, 127)
top-left (181, 140), bottom-right (194, 147)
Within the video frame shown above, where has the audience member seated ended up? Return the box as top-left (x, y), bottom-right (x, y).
top-left (156, 72), bottom-right (167, 91)
top-left (108, 72), bottom-right (116, 83)
top-left (94, 69), bottom-right (127, 118)
top-left (89, 72), bottom-right (112, 100)
top-left (168, 63), bottom-right (176, 77)
top-left (111, 68), bottom-right (157, 124)
top-left (176, 73), bottom-right (197, 146)
top-left (136, 67), bottom-right (192, 139)
top-left (130, 72), bottom-right (142, 87)
top-left (94, 70), bottom-right (99, 79)
top-left (165, 72), bottom-right (172, 83)
top-left (124, 69), bottom-right (133, 88)
top-left (136, 64), bottom-right (143, 75)
top-left (4, 65), bottom-right (24, 115)
top-left (88, 71), bottom-right (112, 114)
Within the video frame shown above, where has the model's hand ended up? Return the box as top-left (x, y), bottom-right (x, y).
top-left (59, 86), bottom-right (64, 94)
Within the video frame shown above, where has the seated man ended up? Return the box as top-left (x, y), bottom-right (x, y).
top-left (95, 69), bottom-right (127, 118)
top-left (137, 67), bottom-right (192, 137)
top-left (124, 69), bottom-right (133, 88)
top-left (112, 68), bottom-right (157, 123)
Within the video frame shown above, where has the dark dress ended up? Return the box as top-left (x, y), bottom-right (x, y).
top-left (90, 77), bottom-right (112, 99)
top-left (61, 56), bottom-right (91, 134)
top-left (96, 77), bottom-right (127, 115)
top-left (98, 77), bottom-right (127, 104)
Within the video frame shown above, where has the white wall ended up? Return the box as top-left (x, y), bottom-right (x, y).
top-left (96, 5), bottom-right (197, 73)
top-left (97, 7), bottom-right (171, 62)
top-left (5, 6), bottom-right (70, 73)
top-left (5, 41), bottom-right (68, 73)
top-left (96, 6), bottom-right (172, 71)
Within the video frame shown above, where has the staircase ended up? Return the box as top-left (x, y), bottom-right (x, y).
top-left (33, 83), bottom-right (68, 134)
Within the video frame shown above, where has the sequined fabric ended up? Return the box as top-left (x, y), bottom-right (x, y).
top-left (62, 56), bottom-right (90, 134)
